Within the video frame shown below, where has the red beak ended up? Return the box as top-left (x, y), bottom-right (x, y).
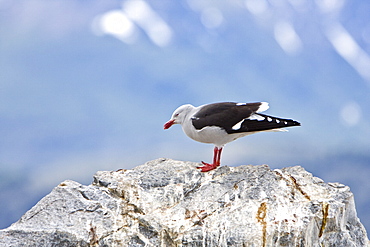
top-left (164, 119), bottom-right (175, 129)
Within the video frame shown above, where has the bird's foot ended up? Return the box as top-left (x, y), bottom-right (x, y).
top-left (197, 161), bottom-right (219, 172)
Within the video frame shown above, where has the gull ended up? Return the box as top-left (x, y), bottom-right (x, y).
top-left (164, 102), bottom-right (300, 172)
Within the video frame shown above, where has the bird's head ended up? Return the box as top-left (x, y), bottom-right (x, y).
top-left (164, 104), bottom-right (193, 129)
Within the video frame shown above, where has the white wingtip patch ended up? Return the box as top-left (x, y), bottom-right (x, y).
top-left (248, 114), bottom-right (265, 121)
top-left (257, 102), bottom-right (269, 113)
top-left (232, 120), bottom-right (243, 130)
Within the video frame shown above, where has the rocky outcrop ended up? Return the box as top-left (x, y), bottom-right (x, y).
top-left (0, 158), bottom-right (368, 246)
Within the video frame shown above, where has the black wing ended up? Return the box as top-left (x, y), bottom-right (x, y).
top-left (191, 102), bottom-right (263, 131)
top-left (191, 102), bottom-right (300, 134)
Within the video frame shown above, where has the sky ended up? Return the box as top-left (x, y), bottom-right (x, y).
top-left (1, 0), bottom-right (370, 234)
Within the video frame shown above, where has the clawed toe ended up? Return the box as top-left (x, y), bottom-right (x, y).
top-left (197, 161), bottom-right (219, 172)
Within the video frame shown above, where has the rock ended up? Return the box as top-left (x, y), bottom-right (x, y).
top-left (0, 158), bottom-right (369, 246)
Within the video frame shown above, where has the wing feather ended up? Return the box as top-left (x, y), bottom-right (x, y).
top-left (191, 102), bottom-right (300, 134)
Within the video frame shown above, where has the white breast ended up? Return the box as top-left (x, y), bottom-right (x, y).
top-left (182, 119), bottom-right (252, 146)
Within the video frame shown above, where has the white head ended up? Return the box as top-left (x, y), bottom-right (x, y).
top-left (164, 104), bottom-right (194, 129)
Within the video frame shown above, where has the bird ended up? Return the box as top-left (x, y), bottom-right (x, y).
top-left (164, 102), bottom-right (301, 172)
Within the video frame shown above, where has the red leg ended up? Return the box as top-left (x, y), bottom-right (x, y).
top-left (197, 147), bottom-right (223, 172)
top-left (216, 147), bottom-right (222, 165)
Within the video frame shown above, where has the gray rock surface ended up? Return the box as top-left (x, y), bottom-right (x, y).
top-left (0, 158), bottom-right (369, 246)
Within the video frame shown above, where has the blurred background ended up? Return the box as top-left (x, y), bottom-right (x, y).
top-left (1, 0), bottom-right (369, 234)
